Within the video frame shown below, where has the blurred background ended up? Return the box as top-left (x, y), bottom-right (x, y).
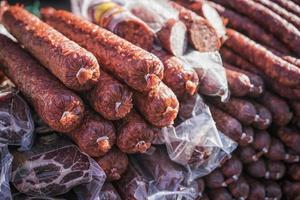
top-left (7, 0), bottom-right (70, 10)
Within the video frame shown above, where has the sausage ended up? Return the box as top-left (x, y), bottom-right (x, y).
top-left (156, 18), bottom-right (188, 56)
top-left (267, 78), bottom-right (300, 100)
top-left (209, 104), bottom-right (252, 145)
top-left (264, 181), bottom-right (282, 199)
top-left (94, 147), bottom-right (128, 181)
top-left (220, 47), bottom-right (263, 76)
top-left (212, 0), bottom-right (300, 56)
top-left (87, 70), bottom-right (133, 120)
top-left (238, 146), bottom-right (263, 164)
top-left (245, 158), bottom-right (267, 178)
top-left (225, 29), bottom-right (300, 87)
top-left (238, 126), bottom-right (254, 147)
top-left (271, 0), bottom-right (300, 17)
top-left (258, 91), bottom-right (293, 126)
top-left (207, 188), bottom-right (232, 200)
top-left (134, 82), bottom-right (179, 128)
top-left (228, 176), bottom-right (249, 200)
top-left (117, 110), bottom-right (153, 154)
top-left (225, 67), bottom-right (254, 97)
top-left (224, 63), bottom-right (264, 97)
top-left (282, 181), bottom-right (300, 200)
top-left (209, 2), bottom-right (289, 53)
top-left (221, 156), bottom-right (243, 185)
top-left (245, 177), bottom-right (265, 200)
top-left (41, 8), bottom-right (164, 92)
top-left (252, 130), bottom-right (271, 157)
top-left (288, 164), bottom-right (300, 181)
top-left (209, 97), bottom-right (257, 126)
top-left (204, 169), bottom-right (227, 188)
top-left (99, 182), bottom-right (121, 200)
top-left (1, 5), bottom-right (100, 91)
top-left (265, 160), bottom-right (286, 180)
top-left (152, 49), bottom-right (199, 100)
top-left (253, 0), bottom-right (300, 29)
top-left (0, 34), bottom-right (84, 133)
top-left (67, 111), bottom-right (116, 157)
top-left (266, 138), bottom-right (299, 163)
top-left (170, 2), bottom-right (221, 52)
top-left (291, 101), bottom-right (300, 117)
top-left (88, 1), bottom-right (155, 51)
top-left (251, 102), bottom-right (272, 130)
top-left (277, 127), bottom-right (300, 154)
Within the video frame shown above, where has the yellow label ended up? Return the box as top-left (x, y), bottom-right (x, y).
top-left (93, 2), bottom-right (118, 24)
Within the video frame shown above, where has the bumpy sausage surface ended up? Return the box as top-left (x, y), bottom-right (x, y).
top-left (88, 70), bottom-right (133, 120)
top-left (0, 34), bottom-right (84, 133)
top-left (134, 82), bottom-right (179, 128)
top-left (117, 110), bottom-right (153, 154)
top-left (41, 8), bottom-right (164, 92)
top-left (1, 5), bottom-right (100, 91)
top-left (67, 111), bottom-right (116, 157)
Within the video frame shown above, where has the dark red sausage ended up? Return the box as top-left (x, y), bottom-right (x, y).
top-left (0, 34), bottom-right (84, 133)
top-left (228, 176), bottom-right (250, 200)
top-left (117, 110), bottom-right (153, 154)
top-left (246, 176), bottom-right (265, 200)
top-left (67, 111), bottom-right (116, 157)
top-left (152, 49), bottom-right (199, 100)
top-left (89, 1), bottom-right (155, 51)
top-left (251, 102), bottom-right (272, 130)
top-left (41, 8), bottom-right (164, 92)
top-left (1, 5), bottom-right (100, 91)
top-left (277, 127), bottom-right (300, 154)
top-left (134, 82), bottom-right (179, 128)
top-left (95, 147), bottom-right (128, 181)
top-left (88, 70), bottom-right (133, 120)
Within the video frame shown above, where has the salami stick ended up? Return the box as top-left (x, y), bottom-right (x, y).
top-left (0, 34), bottom-right (84, 133)
top-left (170, 2), bottom-right (221, 52)
top-left (152, 49), bottom-right (199, 100)
top-left (291, 101), bottom-right (300, 117)
top-left (225, 29), bottom-right (300, 87)
top-left (253, 0), bottom-right (300, 29)
top-left (266, 77), bottom-right (300, 100)
top-left (117, 110), bottom-right (153, 154)
top-left (225, 67), bottom-right (254, 97)
top-left (134, 82), bottom-right (179, 128)
top-left (258, 91), bottom-right (293, 126)
top-left (277, 127), bottom-right (300, 155)
top-left (209, 97), bottom-right (257, 126)
top-left (211, 0), bottom-right (300, 56)
top-left (88, 70), bottom-right (133, 120)
top-left (67, 111), bottom-right (116, 157)
top-left (209, 104), bottom-right (252, 145)
top-left (1, 5), bottom-right (100, 91)
top-left (251, 102), bottom-right (272, 130)
top-left (41, 8), bottom-right (163, 92)
top-left (89, 1), bottom-right (155, 51)
top-left (208, 2), bottom-right (289, 53)
top-left (95, 147), bottom-right (128, 181)
top-left (224, 63), bottom-right (264, 97)
top-left (271, 0), bottom-right (300, 17)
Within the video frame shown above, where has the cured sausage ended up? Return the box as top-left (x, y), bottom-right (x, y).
top-left (225, 67), bottom-right (254, 97)
top-left (251, 102), bottom-right (272, 130)
top-left (209, 104), bottom-right (252, 145)
top-left (152, 49), bottom-right (199, 100)
top-left (266, 138), bottom-right (299, 163)
top-left (258, 91), bottom-right (293, 126)
top-left (156, 18), bottom-right (188, 56)
top-left (209, 97), bottom-right (257, 126)
top-left (99, 182), bottom-right (121, 200)
top-left (282, 181), bottom-right (300, 200)
top-left (291, 101), bottom-right (300, 117)
top-left (224, 63), bottom-right (264, 97)
top-left (271, 0), bottom-right (300, 17)
top-left (95, 147), bottom-right (128, 181)
top-left (277, 127), bottom-right (300, 154)
top-left (266, 77), bottom-right (300, 100)
top-left (117, 110), bottom-right (153, 154)
top-left (67, 111), bottom-right (116, 157)
top-left (225, 29), bottom-right (300, 87)
top-left (134, 82), bottom-right (179, 128)
top-left (287, 164), bottom-right (300, 181)
top-left (170, 2), bottom-right (221, 52)
top-left (246, 177), bottom-right (265, 200)
top-left (207, 188), bottom-right (232, 200)
top-left (212, 0), bottom-right (300, 56)
top-left (41, 8), bottom-right (164, 92)
top-left (0, 34), bottom-right (84, 133)
top-left (228, 176), bottom-right (250, 200)
top-left (87, 70), bottom-right (133, 120)
top-left (264, 181), bottom-right (282, 199)
top-left (1, 5), bottom-right (100, 91)
top-left (253, 0), bottom-right (300, 29)
top-left (221, 156), bottom-right (243, 185)
top-left (88, 1), bottom-right (155, 51)
top-left (238, 127), bottom-right (254, 147)
top-left (210, 2), bottom-right (289, 53)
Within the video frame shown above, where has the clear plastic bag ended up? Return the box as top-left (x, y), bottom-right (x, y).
top-left (162, 94), bottom-right (237, 182)
top-left (181, 51), bottom-right (229, 101)
top-left (11, 133), bottom-right (106, 198)
top-left (0, 83), bottom-right (35, 151)
top-left (0, 144), bottom-right (13, 200)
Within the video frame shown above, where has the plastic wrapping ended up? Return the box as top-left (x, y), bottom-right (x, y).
top-left (181, 51), bottom-right (229, 101)
top-left (0, 144), bottom-right (13, 200)
top-left (0, 83), bottom-right (34, 150)
top-left (162, 94), bottom-right (237, 181)
top-left (11, 133), bottom-right (106, 198)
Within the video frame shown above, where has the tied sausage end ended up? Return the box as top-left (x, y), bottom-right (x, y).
top-left (108, 168), bottom-right (121, 181)
top-left (59, 104), bottom-right (83, 132)
top-left (76, 67), bottom-right (99, 85)
top-left (185, 80), bottom-right (198, 96)
top-left (135, 140), bottom-right (151, 153)
top-left (240, 132), bottom-right (253, 144)
top-left (97, 136), bottom-right (111, 154)
top-left (145, 73), bottom-right (161, 90)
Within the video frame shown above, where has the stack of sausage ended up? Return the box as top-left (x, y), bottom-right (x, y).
top-left (172, 0), bottom-right (300, 199)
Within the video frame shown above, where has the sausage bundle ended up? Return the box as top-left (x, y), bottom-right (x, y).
top-left (0, 34), bottom-right (84, 133)
top-left (41, 8), bottom-right (164, 92)
top-left (1, 5), bottom-right (100, 91)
